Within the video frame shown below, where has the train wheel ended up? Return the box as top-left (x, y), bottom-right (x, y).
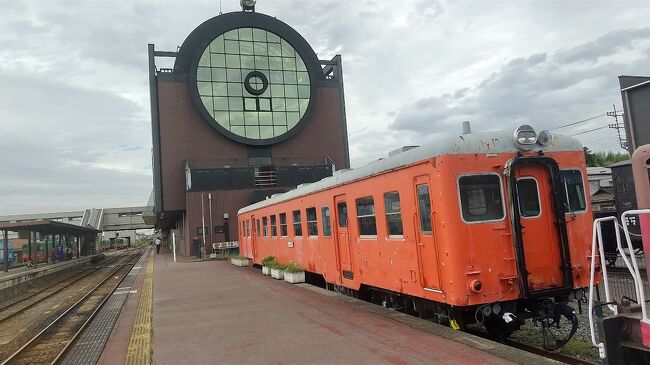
top-left (536, 302), bottom-right (578, 350)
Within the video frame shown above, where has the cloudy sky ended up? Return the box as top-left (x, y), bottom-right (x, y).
top-left (0, 0), bottom-right (648, 215)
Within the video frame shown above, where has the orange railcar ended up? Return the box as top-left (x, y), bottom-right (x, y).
top-left (238, 125), bottom-right (597, 347)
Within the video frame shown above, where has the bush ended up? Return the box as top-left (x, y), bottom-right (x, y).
top-left (232, 255), bottom-right (248, 260)
top-left (284, 261), bottom-right (304, 273)
top-left (261, 256), bottom-right (276, 267)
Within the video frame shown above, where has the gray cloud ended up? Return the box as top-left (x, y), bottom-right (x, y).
top-left (391, 27), bottom-right (650, 145)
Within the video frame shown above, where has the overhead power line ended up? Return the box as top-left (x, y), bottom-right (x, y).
top-left (549, 113), bottom-right (607, 131)
top-left (570, 125), bottom-right (609, 136)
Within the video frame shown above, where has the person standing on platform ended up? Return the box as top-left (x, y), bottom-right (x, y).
top-left (155, 237), bottom-right (161, 254)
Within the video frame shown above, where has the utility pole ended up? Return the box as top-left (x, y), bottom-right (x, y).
top-left (607, 104), bottom-right (628, 152)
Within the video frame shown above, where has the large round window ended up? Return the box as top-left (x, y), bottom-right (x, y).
top-left (195, 27), bottom-right (312, 142)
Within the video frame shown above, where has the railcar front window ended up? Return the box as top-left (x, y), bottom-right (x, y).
top-left (560, 170), bottom-right (587, 213)
top-left (270, 215), bottom-right (277, 236)
top-left (337, 202), bottom-right (348, 227)
top-left (384, 191), bottom-right (403, 236)
top-left (459, 175), bottom-right (504, 222)
top-left (279, 213), bottom-right (288, 236)
top-left (292, 210), bottom-right (302, 236)
top-left (516, 178), bottom-right (541, 217)
top-left (416, 184), bottom-right (432, 233)
top-left (262, 216), bottom-right (268, 237)
top-left (306, 207), bottom-right (318, 236)
top-left (321, 206), bottom-right (331, 236)
top-left (356, 196), bottom-right (377, 236)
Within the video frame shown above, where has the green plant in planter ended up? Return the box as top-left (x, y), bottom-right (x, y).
top-left (232, 255), bottom-right (248, 260)
top-left (261, 256), bottom-right (276, 267)
top-left (284, 261), bottom-right (304, 273)
top-left (273, 263), bottom-right (288, 270)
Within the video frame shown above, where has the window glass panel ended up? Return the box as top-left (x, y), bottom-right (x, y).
top-left (197, 67), bottom-right (211, 81)
top-left (356, 197), bottom-right (377, 236)
top-left (225, 40), bottom-right (239, 53)
top-left (560, 170), bottom-right (587, 212)
top-left (197, 82), bottom-right (213, 96)
top-left (337, 202), bottom-right (347, 227)
top-left (210, 36), bottom-right (225, 53)
top-left (321, 207), bottom-right (331, 237)
top-left (256, 219), bottom-right (261, 236)
top-left (213, 82), bottom-right (228, 96)
top-left (384, 192), bottom-right (403, 236)
top-left (517, 179), bottom-right (541, 217)
top-left (254, 42), bottom-right (268, 56)
top-left (238, 28), bottom-right (253, 41)
top-left (262, 216), bottom-right (268, 237)
top-left (270, 215), bottom-right (277, 236)
top-left (459, 175), bottom-right (504, 222)
top-left (417, 184), bottom-right (432, 233)
top-left (279, 213), bottom-right (288, 236)
top-left (306, 207), bottom-right (318, 236)
top-left (292, 210), bottom-right (302, 236)
top-left (240, 55), bottom-right (255, 68)
top-left (239, 41), bottom-right (253, 55)
top-left (212, 68), bottom-right (227, 82)
top-left (210, 53), bottom-right (225, 67)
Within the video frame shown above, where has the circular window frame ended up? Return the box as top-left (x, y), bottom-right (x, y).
top-left (184, 13), bottom-right (320, 146)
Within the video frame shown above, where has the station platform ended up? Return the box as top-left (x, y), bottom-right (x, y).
top-left (93, 248), bottom-right (560, 365)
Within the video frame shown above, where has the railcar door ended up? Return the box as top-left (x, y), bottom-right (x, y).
top-left (413, 176), bottom-right (442, 292)
top-left (250, 215), bottom-right (257, 260)
top-left (334, 194), bottom-right (354, 280)
top-left (513, 163), bottom-right (568, 293)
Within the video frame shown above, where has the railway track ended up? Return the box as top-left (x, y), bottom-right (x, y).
top-left (0, 250), bottom-right (144, 365)
top-left (0, 253), bottom-right (129, 323)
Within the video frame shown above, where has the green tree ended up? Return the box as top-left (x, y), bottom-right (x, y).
top-left (583, 147), bottom-right (628, 167)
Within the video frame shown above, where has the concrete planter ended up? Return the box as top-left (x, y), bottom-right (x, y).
top-left (262, 266), bottom-right (271, 276)
top-left (231, 258), bottom-right (249, 267)
top-left (270, 268), bottom-right (284, 280)
top-left (284, 271), bottom-right (305, 284)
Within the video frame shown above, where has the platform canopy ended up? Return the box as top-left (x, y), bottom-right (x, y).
top-left (0, 220), bottom-right (100, 234)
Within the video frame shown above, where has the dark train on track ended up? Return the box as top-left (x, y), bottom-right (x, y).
top-left (239, 125), bottom-right (598, 349)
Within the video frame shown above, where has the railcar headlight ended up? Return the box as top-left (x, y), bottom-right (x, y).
top-left (514, 125), bottom-right (537, 145)
top-left (537, 130), bottom-right (552, 146)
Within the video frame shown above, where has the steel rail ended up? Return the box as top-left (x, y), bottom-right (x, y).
top-left (0, 250), bottom-right (144, 365)
top-left (0, 252), bottom-right (130, 323)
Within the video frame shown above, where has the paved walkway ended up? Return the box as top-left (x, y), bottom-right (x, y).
top-left (150, 251), bottom-right (514, 365)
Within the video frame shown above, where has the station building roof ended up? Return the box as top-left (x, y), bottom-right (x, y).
top-left (0, 220), bottom-right (100, 234)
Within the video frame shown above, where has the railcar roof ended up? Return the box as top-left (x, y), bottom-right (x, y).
top-left (238, 130), bottom-right (583, 214)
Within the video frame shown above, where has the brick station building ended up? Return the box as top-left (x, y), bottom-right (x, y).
top-left (148, 8), bottom-right (349, 256)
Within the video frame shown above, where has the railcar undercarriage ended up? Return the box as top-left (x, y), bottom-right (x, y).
top-left (324, 281), bottom-right (581, 350)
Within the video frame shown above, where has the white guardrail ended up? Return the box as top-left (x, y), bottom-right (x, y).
top-left (589, 210), bottom-right (650, 359)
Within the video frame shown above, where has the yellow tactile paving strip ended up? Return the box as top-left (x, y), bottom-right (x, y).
top-left (125, 250), bottom-right (154, 365)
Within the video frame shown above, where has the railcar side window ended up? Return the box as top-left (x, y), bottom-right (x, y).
top-left (321, 207), bottom-right (331, 236)
top-left (560, 169), bottom-right (587, 213)
top-left (356, 196), bottom-right (377, 236)
top-left (458, 174), bottom-right (505, 222)
top-left (246, 220), bottom-right (251, 237)
top-left (416, 184), bottom-right (432, 233)
top-left (292, 210), bottom-right (303, 237)
top-left (270, 215), bottom-right (278, 236)
top-left (306, 207), bottom-right (318, 236)
top-left (337, 202), bottom-right (348, 227)
top-left (262, 216), bottom-right (268, 237)
top-left (516, 178), bottom-right (541, 217)
top-left (256, 219), bottom-right (261, 237)
top-left (279, 213), bottom-right (288, 236)
top-left (384, 192), bottom-right (403, 236)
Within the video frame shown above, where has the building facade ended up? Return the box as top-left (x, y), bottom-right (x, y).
top-left (149, 10), bottom-right (350, 256)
